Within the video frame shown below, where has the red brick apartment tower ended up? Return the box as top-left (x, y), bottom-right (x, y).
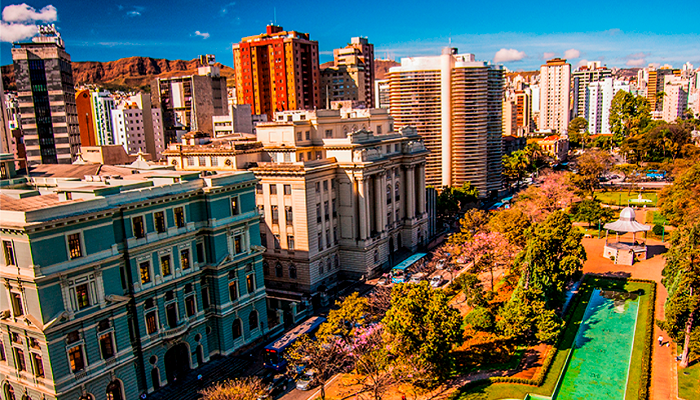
top-left (233, 25), bottom-right (321, 118)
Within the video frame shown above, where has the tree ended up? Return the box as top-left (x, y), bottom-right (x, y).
top-left (436, 183), bottom-right (479, 218)
top-left (659, 162), bottom-right (700, 227)
top-left (488, 207), bottom-right (532, 249)
top-left (348, 324), bottom-right (395, 400)
top-left (514, 172), bottom-right (577, 223)
top-left (452, 273), bottom-right (486, 307)
top-left (460, 231), bottom-right (515, 291)
top-left (568, 117), bottom-right (590, 149)
top-left (448, 209), bottom-right (490, 245)
top-left (569, 149), bottom-right (613, 197)
top-left (609, 91), bottom-right (651, 146)
top-left (317, 292), bottom-right (373, 340)
top-left (382, 282), bottom-right (463, 382)
top-left (200, 377), bottom-right (266, 400)
top-left (453, 181), bottom-right (479, 208)
top-left (285, 334), bottom-right (349, 399)
top-left (498, 286), bottom-right (564, 343)
top-left (571, 198), bottom-right (614, 227)
top-left (502, 150), bottom-right (530, 188)
top-left (524, 142), bottom-right (548, 173)
top-left (660, 222), bottom-right (700, 367)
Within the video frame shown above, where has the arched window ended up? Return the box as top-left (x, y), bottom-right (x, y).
top-left (334, 254), bottom-right (339, 269)
top-left (275, 263), bottom-right (283, 278)
top-left (319, 263), bottom-right (324, 275)
top-left (262, 262), bottom-right (269, 276)
top-left (289, 264), bottom-right (297, 279)
top-left (386, 185), bottom-right (392, 204)
top-left (249, 311), bottom-right (259, 332)
top-left (395, 183), bottom-right (400, 201)
top-left (106, 380), bottom-right (124, 400)
top-left (327, 258), bottom-right (332, 272)
top-left (232, 319), bottom-right (242, 339)
top-left (4, 384), bottom-right (14, 400)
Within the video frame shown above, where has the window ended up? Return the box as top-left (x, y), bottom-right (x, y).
top-left (3, 241), bottom-right (15, 266)
top-left (305, 131), bottom-right (310, 140)
top-left (31, 352), bottom-right (44, 377)
top-left (285, 206), bottom-right (293, 225)
top-left (246, 274), bottom-right (255, 294)
top-left (14, 348), bottom-right (26, 372)
top-left (289, 264), bottom-right (297, 279)
top-left (296, 132), bottom-right (302, 141)
top-left (211, 157), bottom-right (218, 167)
top-left (387, 185), bottom-right (392, 204)
top-left (157, 255), bottom-right (171, 276)
top-left (75, 284), bottom-right (91, 309)
top-left (315, 182), bottom-right (320, 193)
top-left (283, 184), bottom-right (291, 195)
top-left (326, 230), bottom-right (331, 248)
top-left (324, 201), bottom-right (329, 220)
top-left (174, 207), bottom-right (185, 228)
top-left (140, 261), bottom-right (151, 284)
top-left (233, 319), bottom-right (242, 339)
top-left (271, 205), bottom-right (279, 224)
top-left (256, 184), bottom-right (263, 194)
top-left (180, 249), bottom-right (190, 270)
top-left (201, 287), bottom-right (210, 309)
top-left (273, 234), bottom-right (280, 250)
top-left (234, 235), bottom-right (243, 254)
top-left (185, 296), bottom-right (196, 317)
top-left (288, 235), bottom-right (295, 250)
top-left (146, 311), bottom-right (157, 334)
top-left (68, 345), bottom-right (84, 372)
top-left (377, 125), bottom-right (382, 134)
top-left (132, 216), bottom-right (145, 238)
top-left (333, 227), bottom-right (338, 244)
top-left (249, 311), bottom-right (259, 331)
top-left (395, 184), bottom-right (400, 201)
top-left (0, 342), bottom-right (5, 362)
top-left (270, 184), bottom-right (277, 195)
top-left (199, 156), bottom-right (207, 166)
top-left (68, 233), bottom-right (83, 259)
top-left (275, 263), bottom-right (283, 278)
top-left (196, 242), bottom-right (205, 264)
top-left (10, 293), bottom-right (23, 317)
top-left (318, 232), bottom-right (323, 251)
top-left (325, 129), bottom-right (333, 138)
top-left (332, 199), bottom-right (337, 217)
top-left (99, 333), bottom-right (115, 360)
top-left (228, 282), bottom-right (238, 301)
top-left (231, 197), bottom-right (239, 216)
top-left (154, 211), bottom-right (166, 233)
top-left (319, 263), bottom-right (324, 275)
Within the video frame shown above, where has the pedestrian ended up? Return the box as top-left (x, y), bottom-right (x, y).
top-left (658, 335), bottom-right (663, 346)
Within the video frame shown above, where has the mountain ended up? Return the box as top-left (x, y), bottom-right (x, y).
top-left (2, 56), bottom-right (235, 92)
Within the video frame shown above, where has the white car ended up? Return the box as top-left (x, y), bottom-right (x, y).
top-left (408, 273), bottom-right (427, 284)
top-left (430, 275), bottom-right (443, 288)
top-left (296, 370), bottom-right (317, 391)
top-left (436, 259), bottom-right (446, 270)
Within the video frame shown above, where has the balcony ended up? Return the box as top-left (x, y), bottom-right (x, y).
top-left (160, 321), bottom-right (190, 340)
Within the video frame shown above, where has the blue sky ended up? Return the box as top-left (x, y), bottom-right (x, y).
top-left (1, 0), bottom-right (699, 71)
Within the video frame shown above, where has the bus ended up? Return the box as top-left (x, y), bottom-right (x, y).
top-left (263, 316), bottom-right (326, 371)
top-left (391, 252), bottom-right (427, 284)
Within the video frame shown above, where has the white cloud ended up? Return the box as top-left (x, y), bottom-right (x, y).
top-left (126, 10), bottom-right (141, 17)
top-left (0, 4), bottom-right (58, 43)
top-left (2, 4), bottom-right (56, 23)
top-left (626, 58), bottom-right (646, 67)
top-left (493, 48), bottom-right (526, 63)
top-left (220, 2), bottom-right (236, 15)
top-left (0, 20), bottom-right (37, 42)
top-left (543, 52), bottom-right (556, 59)
top-left (564, 48), bottom-right (581, 59)
top-left (577, 59), bottom-right (589, 68)
top-left (194, 31), bottom-right (210, 39)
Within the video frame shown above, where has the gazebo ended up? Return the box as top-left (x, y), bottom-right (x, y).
top-left (602, 207), bottom-right (651, 265)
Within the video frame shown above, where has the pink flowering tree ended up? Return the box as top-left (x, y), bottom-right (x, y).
top-left (460, 231), bottom-right (516, 291)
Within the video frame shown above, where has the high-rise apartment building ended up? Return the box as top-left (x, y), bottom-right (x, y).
top-left (76, 89), bottom-right (116, 147)
top-left (375, 79), bottom-right (390, 109)
top-left (647, 68), bottom-right (679, 112)
top-left (662, 79), bottom-right (689, 122)
top-left (539, 58), bottom-right (571, 134)
top-left (233, 25), bottom-right (321, 118)
top-left (320, 37), bottom-right (375, 108)
top-left (11, 26), bottom-right (80, 165)
top-left (586, 78), bottom-right (630, 134)
top-left (0, 159), bottom-right (270, 400)
top-left (110, 104), bottom-right (165, 158)
top-left (388, 48), bottom-right (504, 195)
top-left (572, 62), bottom-right (611, 119)
top-left (150, 61), bottom-right (228, 144)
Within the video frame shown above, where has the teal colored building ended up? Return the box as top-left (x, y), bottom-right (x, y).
top-left (0, 158), bottom-right (269, 400)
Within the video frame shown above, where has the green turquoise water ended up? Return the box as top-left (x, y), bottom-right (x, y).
top-left (554, 289), bottom-right (640, 400)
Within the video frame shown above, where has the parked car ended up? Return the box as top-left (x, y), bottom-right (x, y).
top-left (296, 370), bottom-right (317, 391)
top-left (436, 259), bottom-right (446, 269)
top-left (261, 374), bottom-right (289, 398)
top-left (430, 275), bottom-right (444, 288)
top-left (408, 273), bottom-right (427, 284)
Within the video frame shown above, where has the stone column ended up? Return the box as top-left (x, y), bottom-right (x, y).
top-left (417, 164), bottom-right (426, 215)
top-left (380, 172), bottom-right (388, 231)
top-left (358, 178), bottom-right (368, 240)
top-left (406, 165), bottom-right (415, 220)
top-left (374, 174), bottom-right (383, 234)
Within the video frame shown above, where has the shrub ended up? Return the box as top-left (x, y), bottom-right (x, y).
top-left (652, 224), bottom-right (664, 236)
top-left (465, 307), bottom-right (495, 331)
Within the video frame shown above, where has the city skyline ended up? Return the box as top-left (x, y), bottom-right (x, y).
top-left (1, 1), bottom-right (699, 71)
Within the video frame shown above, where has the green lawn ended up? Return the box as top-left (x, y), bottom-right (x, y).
top-left (645, 211), bottom-right (669, 225)
top-left (450, 276), bottom-right (654, 400)
top-left (595, 191), bottom-right (659, 207)
top-left (677, 353), bottom-right (700, 400)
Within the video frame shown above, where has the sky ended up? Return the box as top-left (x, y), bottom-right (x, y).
top-left (1, 0), bottom-right (699, 71)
